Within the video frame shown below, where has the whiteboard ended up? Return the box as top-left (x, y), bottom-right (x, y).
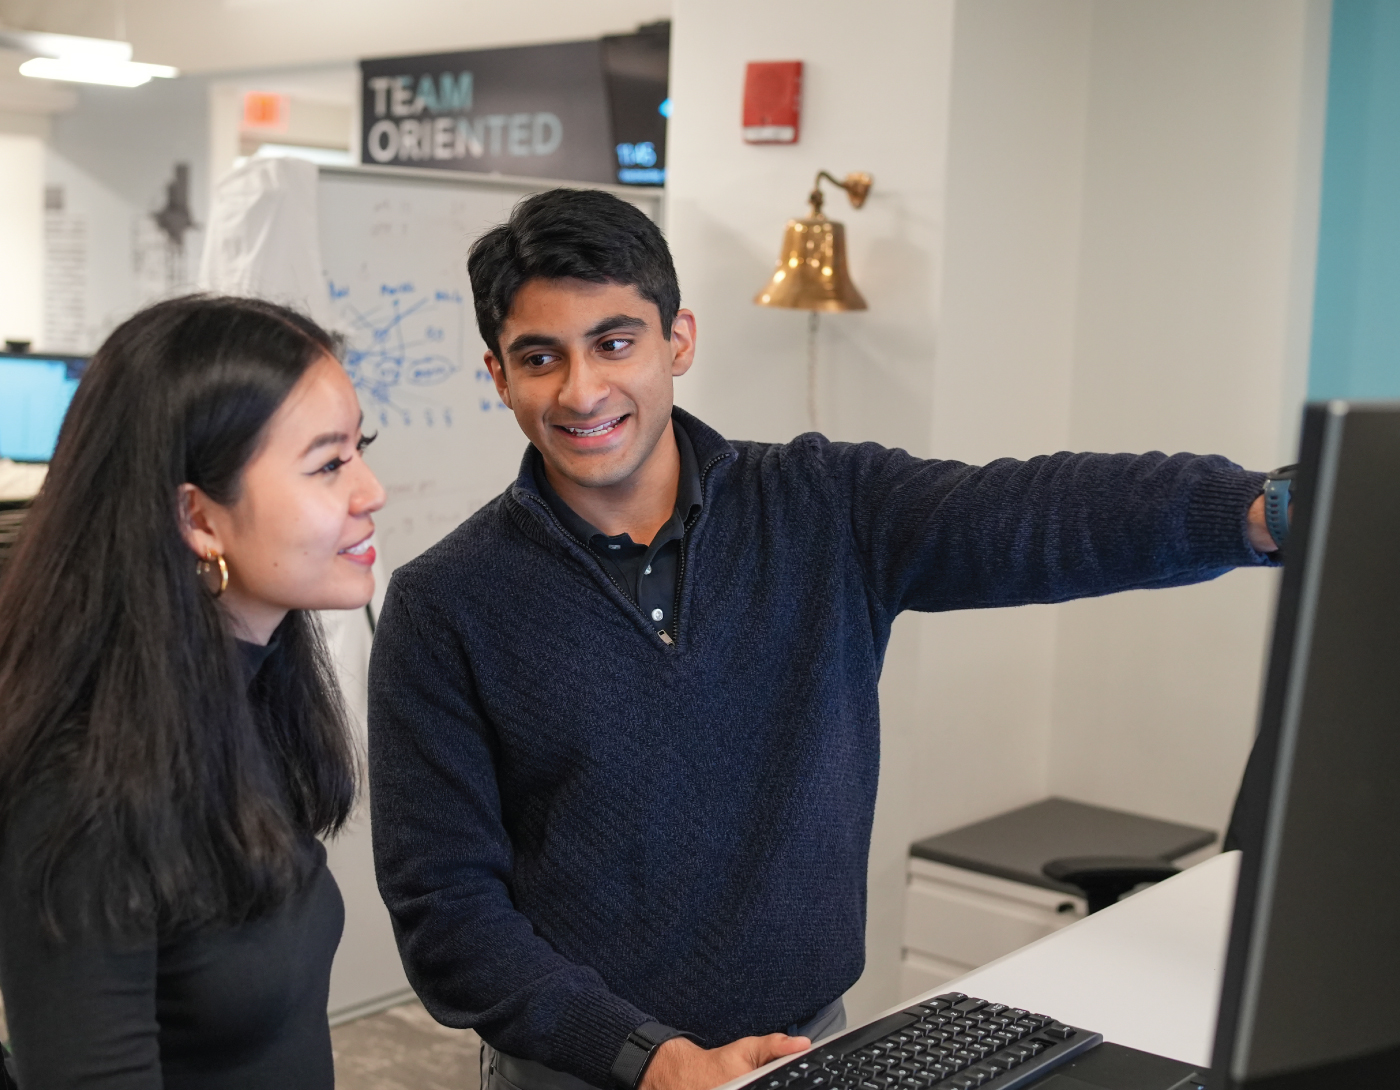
top-left (317, 166), bottom-right (662, 574)
top-left (314, 166), bottom-right (663, 1021)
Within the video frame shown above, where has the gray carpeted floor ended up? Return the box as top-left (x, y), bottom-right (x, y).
top-left (1, 994), bottom-right (480, 1089)
top-left (333, 1000), bottom-right (482, 1090)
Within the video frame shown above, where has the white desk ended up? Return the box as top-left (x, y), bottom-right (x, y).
top-left (943, 850), bottom-right (1238, 1066)
top-left (729, 851), bottom-right (1239, 1090)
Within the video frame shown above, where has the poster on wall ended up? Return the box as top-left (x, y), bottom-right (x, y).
top-left (359, 24), bottom-right (668, 187)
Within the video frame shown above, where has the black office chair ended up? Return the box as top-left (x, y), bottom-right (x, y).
top-left (1042, 856), bottom-right (1181, 914)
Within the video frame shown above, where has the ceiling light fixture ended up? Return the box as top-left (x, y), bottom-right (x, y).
top-left (1, 28), bottom-right (178, 87)
top-left (18, 56), bottom-right (177, 86)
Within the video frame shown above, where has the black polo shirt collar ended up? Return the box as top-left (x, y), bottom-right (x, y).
top-left (531, 418), bottom-right (702, 609)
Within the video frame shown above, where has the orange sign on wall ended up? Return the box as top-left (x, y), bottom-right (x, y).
top-left (242, 91), bottom-right (290, 131)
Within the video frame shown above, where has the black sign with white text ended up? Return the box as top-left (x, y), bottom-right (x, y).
top-left (362, 40), bottom-right (617, 183)
top-left (360, 31), bottom-right (668, 187)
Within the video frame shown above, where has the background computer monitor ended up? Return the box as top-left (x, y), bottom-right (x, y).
top-left (1210, 401), bottom-right (1400, 1089)
top-left (0, 352), bottom-right (88, 463)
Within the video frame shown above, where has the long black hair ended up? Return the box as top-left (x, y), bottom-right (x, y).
top-left (0, 295), bottom-right (358, 937)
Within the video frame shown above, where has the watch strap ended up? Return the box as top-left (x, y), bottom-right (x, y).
top-left (610, 1021), bottom-right (690, 1090)
top-left (1263, 464), bottom-right (1297, 551)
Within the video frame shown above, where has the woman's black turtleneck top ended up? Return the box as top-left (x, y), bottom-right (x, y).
top-left (0, 641), bottom-right (345, 1089)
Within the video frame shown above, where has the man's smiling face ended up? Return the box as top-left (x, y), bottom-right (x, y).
top-left (485, 277), bottom-right (695, 492)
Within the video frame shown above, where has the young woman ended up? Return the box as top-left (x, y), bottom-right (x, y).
top-left (0, 295), bottom-right (385, 1087)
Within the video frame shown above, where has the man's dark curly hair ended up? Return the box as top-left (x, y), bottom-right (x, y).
top-left (467, 188), bottom-right (680, 359)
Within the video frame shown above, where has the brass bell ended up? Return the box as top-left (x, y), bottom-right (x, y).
top-left (755, 171), bottom-right (872, 312)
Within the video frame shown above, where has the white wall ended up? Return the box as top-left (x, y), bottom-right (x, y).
top-left (42, 76), bottom-right (210, 353)
top-left (666, 0), bottom-right (955, 454)
top-left (668, 0), bottom-right (1328, 1025)
top-left (0, 132), bottom-right (43, 346)
top-left (895, 0), bottom-right (1100, 1024)
top-left (1047, 0), bottom-right (1329, 834)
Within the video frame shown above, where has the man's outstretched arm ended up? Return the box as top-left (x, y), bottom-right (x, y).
top-left (830, 444), bottom-right (1275, 618)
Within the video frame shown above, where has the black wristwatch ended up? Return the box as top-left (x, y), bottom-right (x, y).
top-left (1263, 464), bottom-right (1298, 550)
top-left (611, 1022), bottom-right (690, 1090)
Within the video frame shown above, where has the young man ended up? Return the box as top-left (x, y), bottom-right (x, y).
top-left (368, 190), bottom-right (1279, 1090)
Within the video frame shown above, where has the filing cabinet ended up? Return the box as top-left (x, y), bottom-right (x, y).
top-left (900, 797), bottom-right (1217, 997)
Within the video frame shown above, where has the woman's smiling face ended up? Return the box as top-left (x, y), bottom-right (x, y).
top-left (179, 353), bottom-right (386, 644)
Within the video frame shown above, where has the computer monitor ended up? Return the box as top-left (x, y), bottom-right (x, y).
top-left (0, 352), bottom-right (87, 462)
top-left (1209, 401), bottom-right (1400, 1089)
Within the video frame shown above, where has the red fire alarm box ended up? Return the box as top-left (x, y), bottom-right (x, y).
top-left (743, 61), bottom-right (803, 144)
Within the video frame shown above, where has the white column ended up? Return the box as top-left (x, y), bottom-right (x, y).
top-left (0, 133), bottom-right (45, 347)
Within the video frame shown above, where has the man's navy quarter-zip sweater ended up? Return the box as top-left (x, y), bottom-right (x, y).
top-left (368, 408), bottom-right (1271, 1089)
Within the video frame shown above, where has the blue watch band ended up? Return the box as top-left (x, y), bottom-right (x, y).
top-left (1263, 465), bottom-right (1297, 551)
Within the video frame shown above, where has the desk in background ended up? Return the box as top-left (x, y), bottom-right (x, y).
top-left (902, 799), bottom-right (1218, 998)
top-left (941, 850), bottom-right (1237, 1067)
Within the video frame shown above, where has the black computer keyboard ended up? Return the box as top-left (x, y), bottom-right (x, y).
top-left (753, 992), bottom-right (1103, 1090)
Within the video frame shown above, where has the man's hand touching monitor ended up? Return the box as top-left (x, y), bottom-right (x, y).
top-left (641, 1034), bottom-right (812, 1090)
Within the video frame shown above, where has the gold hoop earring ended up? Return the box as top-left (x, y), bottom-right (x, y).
top-left (196, 550), bottom-right (228, 598)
